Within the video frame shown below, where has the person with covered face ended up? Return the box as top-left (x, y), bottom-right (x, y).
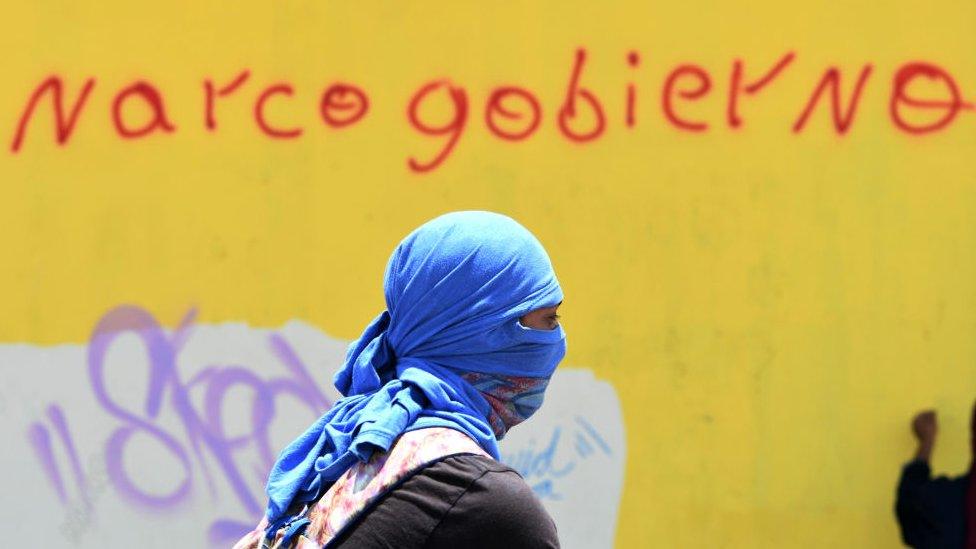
top-left (234, 211), bottom-right (566, 549)
top-left (895, 403), bottom-right (976, 548)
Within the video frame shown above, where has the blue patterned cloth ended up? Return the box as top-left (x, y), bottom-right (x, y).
top-left (263, 211), bottom-right (566, 532)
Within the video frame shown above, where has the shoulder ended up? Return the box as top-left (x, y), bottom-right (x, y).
top-left (331, 454), bottom-right (558, 549)
top-left (424, 455), bottom-right (560, 549)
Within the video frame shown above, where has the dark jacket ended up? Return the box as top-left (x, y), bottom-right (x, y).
top-left (895, 459), bottom-right (968, 548)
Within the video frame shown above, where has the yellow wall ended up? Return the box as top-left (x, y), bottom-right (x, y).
top-left (3, 1), bottom-right (976, 546)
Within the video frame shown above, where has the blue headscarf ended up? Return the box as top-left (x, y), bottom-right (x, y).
top-left (264, 210), bottom-right (566, 528)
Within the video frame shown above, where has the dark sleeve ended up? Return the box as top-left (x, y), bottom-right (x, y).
top-left (425, 466), bottom-right (559, 549)
top-left (895, 459), bottom-right (933, 547)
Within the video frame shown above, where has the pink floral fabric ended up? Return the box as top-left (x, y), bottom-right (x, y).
top-left (234, 427), bottom-right (490, 549)
top-left (460, 371), bottom-right (550, 438)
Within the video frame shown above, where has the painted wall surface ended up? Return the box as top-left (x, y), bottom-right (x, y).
top-left (1, 307), bottom-right (624, 547)
top-left (1, 1), bottom-right (975, 547)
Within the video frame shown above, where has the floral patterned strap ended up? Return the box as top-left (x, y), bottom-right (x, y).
top-left (303, 427), bottom-right (491, 548)
top-left (233, 427), bottom-right (491, 549)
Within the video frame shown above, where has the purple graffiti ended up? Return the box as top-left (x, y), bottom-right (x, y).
top-left (27, 404), bottom-right (92, 507)
top-left (27, 305), bottom-right (335, 546)
top-left (27, 419), bottom-right (68, 504)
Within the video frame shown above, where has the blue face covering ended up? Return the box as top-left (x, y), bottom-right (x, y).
top-left (263, 211), bottom-right (566, 531)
